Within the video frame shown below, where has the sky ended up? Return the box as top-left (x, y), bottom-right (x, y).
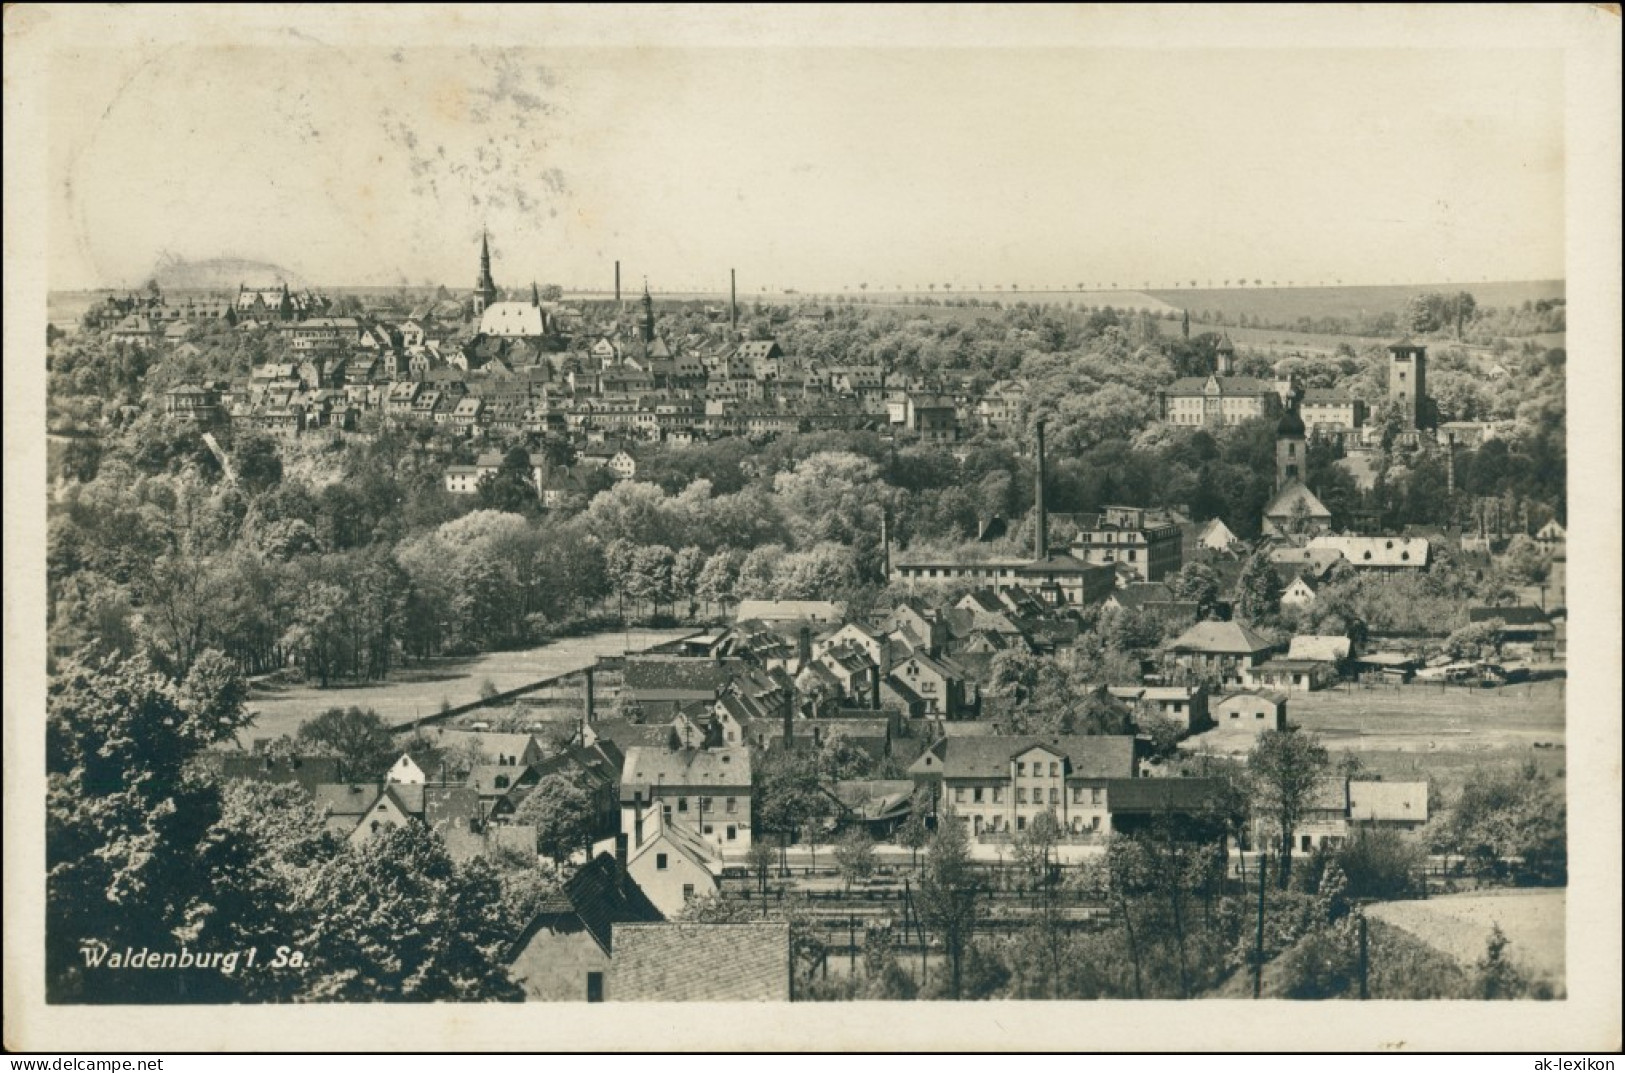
top-left (48, 43), bottom-right (1565, 292)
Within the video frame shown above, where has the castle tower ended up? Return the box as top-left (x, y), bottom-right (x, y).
top-left (473, 231), bottom-right (498, 314)
top-left (1276, 405), bottom-right (1306, 492)
top-left (1387, 339), bottom-right (1428, 430)
top-left (1215, 332), bottom-right (1235, 376)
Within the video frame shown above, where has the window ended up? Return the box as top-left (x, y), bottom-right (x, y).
top-left (1072, 787), bottom-right (1083, 804)
top-left (992, 787), bottom-right (1003, 804)
top-left (726, 825), bottom-right (737, 841)
top-left (656, 853), bottom-right (669, 871)
top-left (662, 804), bottom-right (673, 820)
top-left (1091, 816), bottom-right (1102, 832)
top-left (1050, 762), bottom-right (1059, 777)
top-left (700, 797), bottom-right (713, 812)
top-left (703, 825), bottom-right (713, 835)
top-left (1091, 788), bottom-right (1103, 805)
top-left (726, 797), bottom-right (737, 814)
top-left (678, 797), bottom-right (689, 812)
top-left (1016, 816), bottom-right (1026, 832)
top-left (954, 787), bottom-right (966, 803)
top-left (1016, 788), bottom-right (1027, 804)
top-left (1049, 788), bottom-right (1059, 805)
top-left (973, 787), bottom-right (984, 804)
top-left (587, 972), bottom-right (604, 1003)
top-left (1015, 762), bottom-right (1025, 776)
top-left (683, 884), bottom-right (695, 901)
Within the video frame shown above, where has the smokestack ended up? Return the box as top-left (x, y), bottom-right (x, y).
top-left (615, 832), bottom-right (628, 879)
top-left (880, 510), bottom-right (892, 581)
top-left (1034, 419), bottom-right (1049, 560)
top-left (583, 667), bottom-right (595, 725)
top-left (1445, 439), bottom-right (1456, 496)
top-left (634, 807), bottom-right (644, 849)
top-left (798, 625), bottom-right (812, 668)
top-left (730, 269), bottom-right (738, 331)
top-left (615, 261), bottom-right (621, 304)
top-left (869, 663), bottom-right (881, 710)
top-left (783, 685), bottom-right (796, 746)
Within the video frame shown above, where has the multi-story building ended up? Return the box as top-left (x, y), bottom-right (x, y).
top-left (619, 746), bottom-right (753, 850)
top-left (1071, 505), bottom-right (1184, 583)
top-left (907, 735), bottom-right (1138, 840)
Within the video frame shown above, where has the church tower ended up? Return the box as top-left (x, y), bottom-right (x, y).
top-left (1215, 332), bottom-right (1235, 376)
top-left (640, 281), bottom-right (655, 344)
top-left (473, 231), bottom-right (498, 314)
top-left (1387, 339), bottom-right (1428, 430)
top-left (1276, 405), bottom-right (1306, 492)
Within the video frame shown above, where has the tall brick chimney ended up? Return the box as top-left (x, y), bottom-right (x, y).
top-left (798, 625), bottom-right (812, 668)
top-left (869, 663), bottom-right (882, 710)
top-left (615, 261), bottom-right (621, 304)
top-left (730, 268), bottom-right (738, 331)
top-left (1034, 419), bottom-right (1049, 560)
top-left (783, 685), bottom-right (796, 745)
top-left (614, 832), bottom-right (628, 880)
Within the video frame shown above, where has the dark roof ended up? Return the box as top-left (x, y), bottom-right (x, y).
top-left (622, 657), bottom-right (743, 697)
top-left (218, 753), bottom-right (341, 794)
top-left (1277, 407), bottom-right (1306, 437)
top-left (312, 783), bottom-right (381, 818)
top-left (609, 922), bottom-right (791, 1001)
top-left (1107, 777), bottom-right (1229, 814)
top-left (1169, 620), bottom-right (1276, 655)
top-left (909, 735), bottom-right (1136, 780)
top-left (563, 852), bottom-right (664, 953)
top-left (1468, 606), bottom-right (1551, 627)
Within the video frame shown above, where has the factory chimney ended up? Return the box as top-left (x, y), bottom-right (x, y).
top-left (1034, 419), bottom-right (1049, 560)
top-left (730, 269), bottom-right (738, 331)
top-left (614, 261), bottom-right (621, 304)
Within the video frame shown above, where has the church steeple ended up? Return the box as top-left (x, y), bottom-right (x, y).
top-left (474, 230), bottom-right (498, 314)
top-left (640, 279), bottom-right (655, 344)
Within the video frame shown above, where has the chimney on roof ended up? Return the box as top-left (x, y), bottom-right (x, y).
top-left (1034, 419), bottom-right (1049, 561)
top-left (798, 625), bottom-right (812, 668)
top-left (614, 832), bottom-right (629, 880)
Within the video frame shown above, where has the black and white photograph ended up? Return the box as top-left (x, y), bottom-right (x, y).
top-left (4, 3), bottom-right (1619, 1054)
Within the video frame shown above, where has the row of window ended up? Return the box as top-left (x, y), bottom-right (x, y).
top-left (663, 796), bottom-right (739, 813)
top-left (953, 784), bottom-right (1105, 805)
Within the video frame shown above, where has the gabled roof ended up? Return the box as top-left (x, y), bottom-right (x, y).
top-left (432, 730), bottom-right (538, 764)
top-left (1215, 688), bottom-right (1289, 707)
top-left (1262, 482), bottom-right (1332, 521)
top-left (1168, 620), bottom-right (1276, 656)
top-left (1307, 535), bottom-right (1429, 568)
top-left (312, 783), bottom-right (381, 819)
top-left (1106, 777), bottom-right (1230, 814)
top-left (906, 735), bottom-right (1136, 781)
top-left (1467, 606), bottom-right (1551, 627)
top-left (620, 746), bottom-right (751, 795)
top-left (1348, 781), bottom-right (1429, 824)
top-left (545, 852), bottom-right (665, 955)
top-left (1286, 635), bottom-right (1352, 662)
top-left (623, 657), bottom-right (743, 696)
top-left (609, 922), bottom-right (791, 1001)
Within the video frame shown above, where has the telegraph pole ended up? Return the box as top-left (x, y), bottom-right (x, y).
top-left (1253, 851), bottom-right (1268, 999)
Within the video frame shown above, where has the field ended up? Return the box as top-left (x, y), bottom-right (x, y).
top-left (239, 628), bottom-right (694, 747)
top-left (1367, 889), bottom-right (1565, 990)
top-left (1187, 679), bottom-right (1566, 795)
top-left (1147, 280), bottom-right (1565, 323)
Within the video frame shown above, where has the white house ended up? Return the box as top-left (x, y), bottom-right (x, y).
top-left (386, 754), bottom-right (427, 784)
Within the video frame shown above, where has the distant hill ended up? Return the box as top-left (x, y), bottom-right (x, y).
top-left (1146, 281), bottom-right (1564, 323)
top-left (148, 253), bottom-right (308, 292)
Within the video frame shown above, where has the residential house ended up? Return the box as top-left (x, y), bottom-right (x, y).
top-left (1307, 535), bottom-right (1430, 571)
top-left (622, 805), bottom-right (720, 917)
top-left (386, 754), bottom-right (427, 784)
top-left (1244, 658), bottom-right (1334, 693)
top-left (312, 783), bottom-right (381, 836)
top-left (1197, 518), bottom-right (1241, 553)
top-left (432, 730), bottom-right (544, 768)
top-left (1209, 690), bottom-right (1288, 737)
top-left (607, 922), bottom-right (793, 1002)
top-left (889, 650), bottom-right (968, 719)
top-left (908, 735), bottom-right (1138, 840)
top-left (1299, 388), bottom-right (1367, 434)
top-left (1165, 620), bottom-right (1277, 686)
top-left (1071, 506), bottom-right (1185, 583)
top-left (506, 846), bottom-right (664, 1002)
top-left (1159, 373), bottom-right (1283, 428)
top-left (1347, 781), bottom-right (1429, 833)
top-left (1467, 606), bottom-right (1555, 650)
top-left (469, 763), bottom-right (542, 821)
top-left (619, 746), bottom-right (754, 849)
top-left (1105, 777), bottom-right (1232, 842)
top-left (1260, 482), bottom-right (1333, 539)
top-left (733, 600), bottom-right (845, 626)
top-left (1280, 574), bottom-right (1319, 610)
top-left (348, 783), bottom-right (425, 845)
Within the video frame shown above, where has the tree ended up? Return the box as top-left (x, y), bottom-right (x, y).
top-left (296, 706), bottom-right (398, 782)
top-left (1171, 561), bottom-right (1222, 618)
top-left (747, 838), bottom-right (778, 892)
top-left (1248, 728), bottom-right (1331, 889)
top-left (511, 772), bottom-right (599, 865)
top-left (46, 649), bottom-right (284, 1003)
top-left (897, 798), bottom-right (931, 871)
top-left (1236, 552), bottom-right (1283, 623)
top-left (816, 730), bottom-right (872, 782)
top-left (1141, 713), bottom-right (1188, 762)
top-left (476, 447), bottom-right (539, 514)
top-left (1444, 619), bottom-right (1502, 661)
top-left (916, 819), bottom-right (979, 999)
top-left (1435, 762), bottom-right (1566, 885)
top-left (294, 825), bottom-right (522, 1001)
top-left (834, 828), bottom-right (876, 893)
